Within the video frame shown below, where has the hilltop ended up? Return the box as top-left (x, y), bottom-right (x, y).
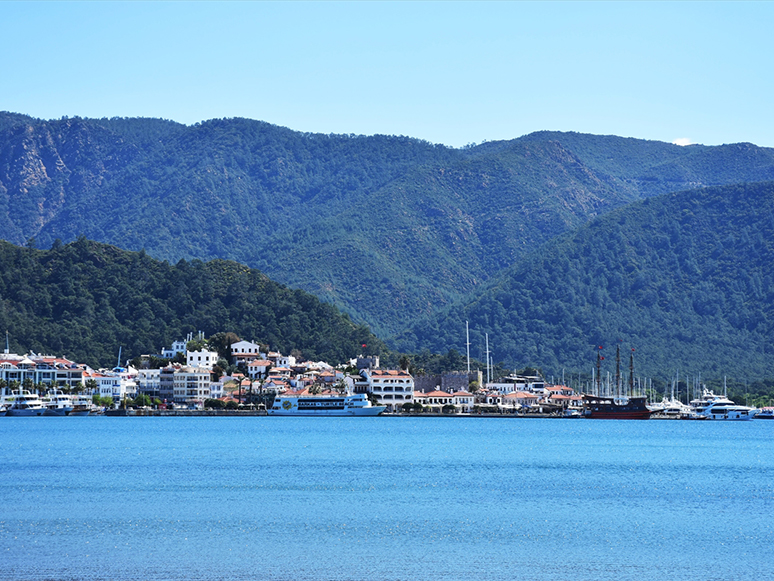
top-left (0, 238), bottom-right (384, 368)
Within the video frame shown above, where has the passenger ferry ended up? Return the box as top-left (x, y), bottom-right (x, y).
top-left (268, 393), bottom-right (386, 416)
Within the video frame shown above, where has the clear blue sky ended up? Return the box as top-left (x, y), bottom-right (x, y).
top-left (2, 1), bottom-right (772, 148)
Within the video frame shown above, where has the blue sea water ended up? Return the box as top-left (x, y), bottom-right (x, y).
top-left (1, 416), bottom-right (773, 581)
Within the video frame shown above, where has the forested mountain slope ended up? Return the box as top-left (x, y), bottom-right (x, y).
top-left (3, 112), bottom-right (774, 335)
top-left (396, 181), bottom-right (774, 379)
top-left (0, 238), bottom-right (383, 368)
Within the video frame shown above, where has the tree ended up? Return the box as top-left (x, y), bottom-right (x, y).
top-left (84, 379), bottom-right (98, 394)
top-left (208, 331), bottom-right (240, 360)
top-left (399, 355), bottom-right (410, 371)
top-left (132, 394), bottom-right (153, 408)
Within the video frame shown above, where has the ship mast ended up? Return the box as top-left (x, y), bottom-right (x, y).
top-left (629, 348), bottom-right (635, 397)
top-left (596, 346), bottom-right (602, 396)
top-left (615, 345), bottom-right (621, 399)
top-left (466, 321), bottom-right (471, 374)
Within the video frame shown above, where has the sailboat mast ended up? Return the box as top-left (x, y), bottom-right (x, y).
top-left (466, 321), bottom-right (471, 374)
top-left (596, 347), bottom-right (602, 396)
top-left (615, 345), bottom-right (621, 398)
top-left (485, 333), bottom-right (490, 386)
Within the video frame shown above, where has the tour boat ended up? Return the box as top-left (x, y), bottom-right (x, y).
top-left (583, 345), bottom-right (652, 419)
top-left (582, 394), bottom-right (653, 419)
top-left (70, 395), bottom-right (93, 416)
top-left (6, 390), bottom-right (47, 416)
top-left (43, 390), bottom-right (75, 416)
top-left (268, 392), bottom-right (386, 416)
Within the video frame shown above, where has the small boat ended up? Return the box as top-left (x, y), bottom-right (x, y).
top-left (753, 407), bottom-right (774, 420)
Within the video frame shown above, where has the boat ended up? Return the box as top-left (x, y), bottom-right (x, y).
top-left (5, 390), bottom-right (47, 416)
top-left (70, 394), bottom-right (93, 416)
top-left (268, 392), bottom-right (386, 416)
top-left (754, 407), bottom-right (774, 420)
top-left (583, 345), bottom-right (652, 419)
top-left (43, 390), bottom-right (75, 416)
top-left (582, 394), bottom-right (653, 419)
top-left (653, 396), bottom-right (692, 418)
top-left (689, 388), bottom-right (757, 421)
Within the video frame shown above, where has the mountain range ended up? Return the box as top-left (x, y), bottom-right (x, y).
top-left (1, 112), bottom-right (773, 377)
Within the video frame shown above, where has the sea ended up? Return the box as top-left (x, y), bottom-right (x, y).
top-left (1, 416), bottom-right (772, 581)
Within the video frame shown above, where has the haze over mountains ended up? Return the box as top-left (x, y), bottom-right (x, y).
top-left (1, 112), bottom-right (773, 376)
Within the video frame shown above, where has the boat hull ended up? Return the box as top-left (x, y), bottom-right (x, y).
top-left (44, 407), bottom-right (73, 416)
top-left (267, 407), bottom-right (386, 417)
top-left (6, 408), bottom-right (46, 417)
top-left (582, 395), bottom-right (653, 420)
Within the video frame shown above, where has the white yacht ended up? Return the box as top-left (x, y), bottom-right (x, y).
top-left (689, 388), bottom-right (757, 421)
top-left (268, 392), bottom-right (386, 416)
top-left (43, 390), bottom-right (75, 416)
top-left (6, 390), bottom-right (47, 416)
top-left (658, 397), bottom-right (692, 417)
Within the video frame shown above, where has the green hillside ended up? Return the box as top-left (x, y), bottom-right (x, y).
top-left (3, 112), bottom-right (774, 336)
top-left (0, 238), bottom-right (384, 368)
top-left (396, 181), bottom-right (774, 379)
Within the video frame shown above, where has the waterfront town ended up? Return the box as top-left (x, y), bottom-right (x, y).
top-left (0, 333), bottom-right (582, 416)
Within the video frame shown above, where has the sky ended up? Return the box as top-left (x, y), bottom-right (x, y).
top-left (1, 1), bottom-right (773, 148)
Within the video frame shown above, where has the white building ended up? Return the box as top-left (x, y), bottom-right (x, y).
top-left (364, 369), bottom-right (414, 413)
top-left (275, 354), bottom-right (296, 367)
top-left (0, 353), bottom-right (86, 394)
top-left (173, 367), bottom-right (212, 405)
top-left (137, 369), bottom-right (161, 399)
top-left (186, 349), bottom-right (219, 370)
top-left (230, 341), bottom-right (265, 356)
top-left (246, 359), bottom-right (273, 380)
top-left (161, 340), bottom-right (187, 359)
top-left (94, 372), bottom-right (137, 403)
